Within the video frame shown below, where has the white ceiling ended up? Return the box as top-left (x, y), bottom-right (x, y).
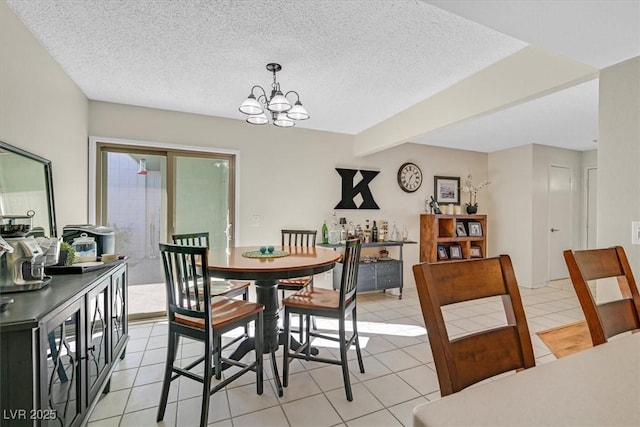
top-left (6, 0), bottom-right (640, 153)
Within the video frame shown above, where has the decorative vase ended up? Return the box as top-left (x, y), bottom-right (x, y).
top-left (466, 205), bottom-right (478, 214)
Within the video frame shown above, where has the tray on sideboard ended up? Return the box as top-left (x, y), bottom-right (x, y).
top-left (45, 256), bottom-right (128, 275)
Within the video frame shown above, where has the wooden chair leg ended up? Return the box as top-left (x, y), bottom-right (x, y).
top-left (352, 310), bottom-right (365, 373)
top-left (157, 330), bottom-right (177, 422)
top-left (243, 290), bottom-right (249, 337)
top-left (214, 335), bottom-right (222, 380)
top-left (299, 313), bottom-right (304, 342)
top-left (200, 338), bottom-right (213, 427)
top-left (339, 316), bottom-right (353, 401)
top-left (305, 313), bottom-right (312, 358)
top-left (282, 307), bottom-right (291, 388)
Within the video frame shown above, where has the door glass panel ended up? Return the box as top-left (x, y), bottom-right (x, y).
top-left (174, 156), bottom-right (231, 249)
top-left (99, 147), bottom-right (234, 318)
top-left (46, 310), bottom-right (81, 427)
top-left (101, 152), bottom-right (167, 317)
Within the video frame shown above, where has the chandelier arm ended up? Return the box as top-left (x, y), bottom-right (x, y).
top-left (251, 85), bottom-right (268, 104)
top-left (284, 90), bottom-right (300, 102)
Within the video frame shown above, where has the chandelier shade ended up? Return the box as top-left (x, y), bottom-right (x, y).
top-left (274, 112), bottom-right (294, 127)
top-left (246, 113), bottom-right (269, 125)
top-left (287, 101), bottom-right (310, 120)
top-left (239, 94), bottom-right (263, 115)
top-left (267, 91), bottom-right (292, 112)
top-left (239, 63), bottom-right (309, 128)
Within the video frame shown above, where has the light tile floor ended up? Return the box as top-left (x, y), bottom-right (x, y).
top-left (88, 279), bottom-right (583, 427)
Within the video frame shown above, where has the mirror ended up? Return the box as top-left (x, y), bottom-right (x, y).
top-left (0, 141), bottom-right (57, 237)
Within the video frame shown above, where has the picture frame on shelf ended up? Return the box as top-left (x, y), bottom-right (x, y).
top-left (449, 244), bottom-right (463, 259)
top-left (455, 222), bottom-right (467, 237)
top-left (468, 221), bottom-right (483, 237)
top-left (437, 244), bottom-right (448, 260)
top-left (434, 176), bottom-right (460, 205)
top-left (470, 245), bottom-right (483, 258)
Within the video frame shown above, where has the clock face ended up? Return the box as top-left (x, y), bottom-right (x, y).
top-left (397, 162), bottom-right (423, 193)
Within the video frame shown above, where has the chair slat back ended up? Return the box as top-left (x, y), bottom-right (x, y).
top-left (564, 246), bottom-right (640, 345)
top-left (281, 229), bottom-right (317, 247)
top-left (160, 243), bottom-right (211, 324)
top-left (172, 232), bottom-right (210, 248)
top-left (413, 255), bottom-right (535, 396)
top-left (339, 239), bottom-right (362, 308)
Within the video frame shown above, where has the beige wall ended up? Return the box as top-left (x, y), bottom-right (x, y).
top-left (0, 2), bottom-right (89, 233)
top-left (89, 101), bottom-right (489, 289)
top-left (598, 57), bottom-right (640, 278)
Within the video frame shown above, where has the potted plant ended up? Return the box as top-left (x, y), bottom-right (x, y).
top-left (58, 241), bottom-right (76, 266)
top-left (461, 174), bottom-right (490, 214)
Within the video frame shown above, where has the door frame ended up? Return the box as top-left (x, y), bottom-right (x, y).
top-left (584, 166), bottom-right (598, 249)
top-left (88, 136), bottom-right (240, 243)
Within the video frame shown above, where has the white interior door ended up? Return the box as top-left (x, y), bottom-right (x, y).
top-left (548, 166), bottom-right (572, 280)
top-left (586, 167), bottom-right (598, 249)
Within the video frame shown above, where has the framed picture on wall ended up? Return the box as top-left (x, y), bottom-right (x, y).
top-left (468, 221), bottom-right (483, 237)
top-left (449, 244), bottom-right (463, 259)
top-left (437, 244), bottom-right (448, 260)
top-left (434, 176), bottom-right (460, 205)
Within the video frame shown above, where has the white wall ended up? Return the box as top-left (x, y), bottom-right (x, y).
top-left (488, 143), bottom-right (584, 287)
top-left (598, 57), bottom-right (640, 277)
top-left (89, 101), bottom-right (488, 289)
top-left (488, 145), bottom-right (533, 285)
top-left (0, 2), bottom-right (89, 233)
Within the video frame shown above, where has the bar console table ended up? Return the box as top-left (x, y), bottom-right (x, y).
top-left (0, 262), bottom-right (128, 427)
top-left (318, 241), bottom-right (416, 299)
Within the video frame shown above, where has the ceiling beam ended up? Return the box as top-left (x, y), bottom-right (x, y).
top-left (353, 46), bottom-right (597, 157)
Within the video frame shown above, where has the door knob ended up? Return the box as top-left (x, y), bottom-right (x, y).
top-left (550, 228), bottom-right (559, 232)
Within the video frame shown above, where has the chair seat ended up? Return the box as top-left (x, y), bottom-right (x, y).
top-left (176, 299), bottom-right (264, 330)
top-left (277, 276), bottom-right (312, 290)
top-left (283, 287), bottom-right (349, 310)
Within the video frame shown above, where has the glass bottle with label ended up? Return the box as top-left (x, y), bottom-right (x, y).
top-left (372, 221), bottom-right (378, 242)
top-left (321, 221), bottom-right (328, 244)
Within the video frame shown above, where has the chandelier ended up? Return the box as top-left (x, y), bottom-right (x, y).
top-left (239, 63), bottom-right (309, 127)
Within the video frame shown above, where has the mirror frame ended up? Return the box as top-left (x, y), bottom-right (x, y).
top-left (0, 140), bottom-right (57, 237)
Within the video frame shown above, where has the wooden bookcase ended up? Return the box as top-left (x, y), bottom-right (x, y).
top-left (419, 214), bottom-right (487, 263)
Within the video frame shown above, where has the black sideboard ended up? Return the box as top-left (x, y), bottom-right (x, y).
top-left (0, 262), bottom-right (128, 427)
top-left (318, 241), bottom-right (415, 299)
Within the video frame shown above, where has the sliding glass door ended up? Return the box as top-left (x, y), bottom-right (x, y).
top-left (97, 144), bottom-right (235, 318)
top-left (174, 155), bottom-right (233, 250)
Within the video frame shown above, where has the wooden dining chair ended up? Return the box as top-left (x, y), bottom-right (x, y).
top-left (157, 243), bottom-right (263, 427)
top-left (563, 246), bottom-right (640, 346)
top-left (173, 232), bottom-right (251, 347)
top-left (278, 229), bottom-right (318, 339)
top-left (172, 232), bottom-right (250, 301)
top-left (282, 238), bottom-right (365, 401)
top-left (412, 255), bottom-right (535, 397)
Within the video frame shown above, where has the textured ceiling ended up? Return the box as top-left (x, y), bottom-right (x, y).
top-left (5, 0), bottom-right (640, 153)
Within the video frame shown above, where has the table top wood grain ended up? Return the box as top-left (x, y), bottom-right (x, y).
top-left (205, 246), bottom-right (341, 281)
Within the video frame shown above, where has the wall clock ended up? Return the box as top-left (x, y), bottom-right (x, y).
top-left (397, 162), bottom-right (423, 193)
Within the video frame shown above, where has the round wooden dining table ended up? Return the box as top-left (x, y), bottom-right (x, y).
top-left (206, 245), bottom-right (341, 396)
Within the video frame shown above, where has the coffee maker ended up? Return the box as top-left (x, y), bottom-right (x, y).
top-left (0, 213), bottom-right (52, 292)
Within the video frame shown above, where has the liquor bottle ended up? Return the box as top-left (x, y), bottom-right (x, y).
top-left (321, 220), bottom-right (328, 244)
top-left (372, 220), bottom-right (378, 242)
